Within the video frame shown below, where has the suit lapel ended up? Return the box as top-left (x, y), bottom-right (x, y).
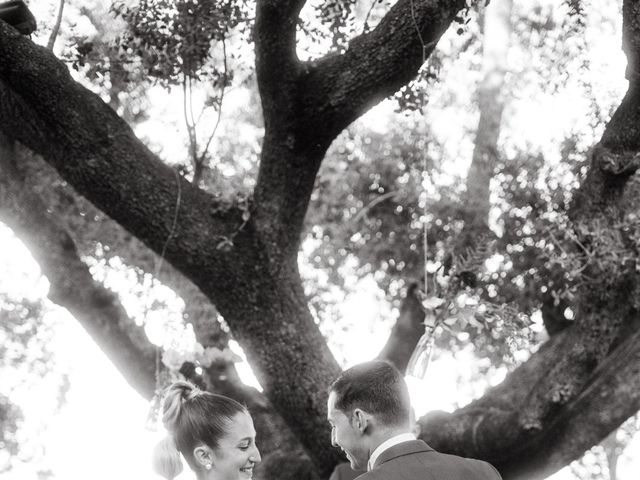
top-left (373, 440), bottom-right (434, 469)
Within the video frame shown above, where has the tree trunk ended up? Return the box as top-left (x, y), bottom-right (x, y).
top-left (458, 0), bottom-right (512, 250)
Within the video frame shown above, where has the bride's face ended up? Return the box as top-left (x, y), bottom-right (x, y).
top-left (210, 411), bottom-right (261, 480)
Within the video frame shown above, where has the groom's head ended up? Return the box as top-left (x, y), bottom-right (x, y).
top-left (327, 361), bottom-right (411, 470)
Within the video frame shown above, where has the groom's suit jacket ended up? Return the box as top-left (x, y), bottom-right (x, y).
top-left (359, 440), bottom-right (502, 480)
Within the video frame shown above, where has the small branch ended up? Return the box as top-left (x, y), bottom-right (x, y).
top-left (351, 190), bottom-right (398, 224)
top-left (197, 36), bottom-right (230, 183)
top-left (183, 74), bottom-right (199, 183)
top-left (46, 0), bottom-right (65, 51)
top-left (296, 0), bottom-right (466, 144)
top-left (362, 0), bottom-right (381, 33)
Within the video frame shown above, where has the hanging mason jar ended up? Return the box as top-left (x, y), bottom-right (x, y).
top-left (406, 323), bottom-right (437, 379)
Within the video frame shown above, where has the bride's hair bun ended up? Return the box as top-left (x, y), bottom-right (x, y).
top-left (161, 381), bottom-right (203, 433)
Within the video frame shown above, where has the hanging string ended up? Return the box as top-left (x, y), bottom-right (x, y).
top-left (422, 147), bottom-right (428, 299)
top-left (406, 0), bottom-right (437, 379)
top-left (408, 0), bottom-right (430, 298)
top-left (146, 169), bottom-right (183, 430)
top-left (156, 169), bottom-right (183, 278)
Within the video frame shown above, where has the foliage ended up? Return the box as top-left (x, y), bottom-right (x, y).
top-left (0, 293), bottom-right (67, 470)
top-left (546, 212), bottom-right (640, 303)
top-left (299, 0), bottom-right (627, 368)
top-left (568, 414), bottom-right (640, 480)
top-left (0, 294), bottom-right (55, 374)
top-left (0, 393), bottom-right (22, 461)
top-left (110, 0), bottom-right (250, 85)
top-left (312, 0), bottom-right (358, 52)
top-left (418, 238), bottom-right (533, 361)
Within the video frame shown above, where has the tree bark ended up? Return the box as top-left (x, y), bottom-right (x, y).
top-left (417, 319), bottom-right (640, 479)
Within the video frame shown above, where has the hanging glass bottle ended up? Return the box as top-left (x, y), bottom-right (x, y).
top-left (406, 323), bottom-right (437, 379)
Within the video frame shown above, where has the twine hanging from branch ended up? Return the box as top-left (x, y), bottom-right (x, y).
top-left (406, 0), bottom-right (438, 379)
top-left (146, 169), bottom-right (183, 430)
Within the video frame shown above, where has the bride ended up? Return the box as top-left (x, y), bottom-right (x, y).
top-left (153, 381), bottom-right (261, 480)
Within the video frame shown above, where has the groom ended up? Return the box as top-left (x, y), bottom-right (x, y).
top-left (327, 360), bottom-right (502, 480)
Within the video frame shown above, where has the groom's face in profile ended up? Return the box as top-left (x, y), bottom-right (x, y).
top-left (327, 391), bottom-right (368, 470)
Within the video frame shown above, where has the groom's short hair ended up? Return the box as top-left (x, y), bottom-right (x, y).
top-left (329, 360), bottom-right (411, 427)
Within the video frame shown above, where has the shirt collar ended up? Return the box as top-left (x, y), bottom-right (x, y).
top-left (367, 433), bottom-right (416, 471)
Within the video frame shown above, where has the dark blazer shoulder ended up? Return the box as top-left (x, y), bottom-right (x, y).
top-left (372, 439), bottom-right (502, 480)
top-left (374, 439), bottom-right (433, 468)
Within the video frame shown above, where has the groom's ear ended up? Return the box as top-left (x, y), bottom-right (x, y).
top-left (351, 408), bottom-right (371, 434)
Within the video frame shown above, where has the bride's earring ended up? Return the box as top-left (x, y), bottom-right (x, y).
top-left (194, 446), bottom-right (213, 472)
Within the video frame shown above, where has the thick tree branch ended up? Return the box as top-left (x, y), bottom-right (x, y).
top-left (252, 0), bottom-right (318, 258)
top-left (0, 22), bottom-right (243, 272)
top-left (46, 0), bottom-right (65, 51)
top-left (297, 0), bottom-right (466, 144)
top-left (499, 321), bottom-right (640, 479)
top-left (0, 134), bottom-right (157, 399)
top-left (418, 319), bottom-right (640, 479)
top-left (253, 0), bottom-right (467, 259)
top-left (255, 0), bottom-right (307, 121)
top-left (24, 156), bottom-right (232, 353)
top-left (418, 330), bottom-right (568, 461)
top-left (513, 0), bottom-right (640, 434)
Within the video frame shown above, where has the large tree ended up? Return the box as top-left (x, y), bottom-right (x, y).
top-left (1, 1), bottom-right (640, 479)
